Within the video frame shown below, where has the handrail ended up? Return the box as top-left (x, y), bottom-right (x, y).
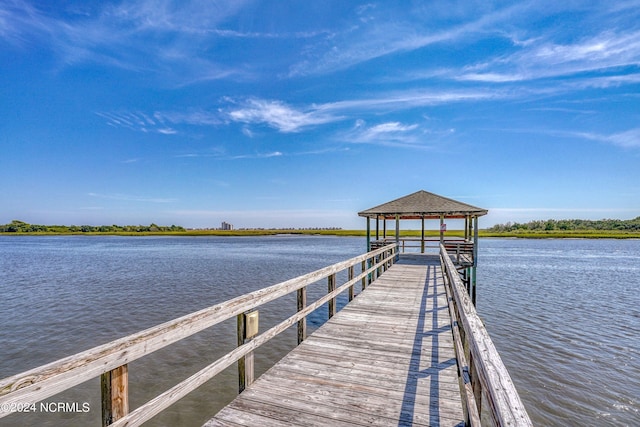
top-left (0, 244), bottom-right (397, 426)
top-left (372, 238), bottom-right (472, 256)
top-left (440, 244), bottom-right (532, 427)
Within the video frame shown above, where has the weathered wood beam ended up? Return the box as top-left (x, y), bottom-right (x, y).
top-left (421, 216), bottom-right (425, 253)
top-left (328, 273), bottom-right (336, 318)
top-left (297, 288), bottom-right (307, 344)
top-left (348, 266), bottom-right (354, 302)
top-left (101, 364), bottom-right (129, 427)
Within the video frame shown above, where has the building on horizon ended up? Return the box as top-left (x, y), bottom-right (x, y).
top-left (221, 221), bottom-right (233, 230)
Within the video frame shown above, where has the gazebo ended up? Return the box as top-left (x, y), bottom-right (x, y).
top-left (358, 190), bottom-right (488, 300)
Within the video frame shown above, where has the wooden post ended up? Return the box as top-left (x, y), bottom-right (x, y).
top-left (395, 215), bottom-right (400, 259)
top-left (361, 260), bottom-right (367, 291)
top-left (383, 218), bottom-right (387, 239)
top-left (421, 216), bottom-right (425, 253)
top-left (383, 250), bottom-right (388, 272)
top-left (366, 217), bottom-right (371, 252)
top-left (348, 266), bottom-right (354, 301)
top-left (464, 215), bottom-right (470, 241)
top-left (297, 288), bottom-right (307, 344)
top-left (237, 311), bottom-right (258, 393)
top-left (376, 216), bottom-right (379, 242)
top-left (469, 353), bottom-right (483, 418)
top-left (237, 313), bottom-right (247, 393)
top-left (386, 248), bottom-right (392, 271)
top-left (101, 364), bottom-right (129, 427)
top-left (468, 215), bottom-right (473, 243)
top-left (373, 255), bottom-right (380, 280)
top-left (471, 266), bottom-right (477, 306)
top-left (440, 215), bottom-right (445, 244)
top-left (465, 267), bottom-right (471, 294)
top-left (328, 273), bottom-right (336, 318)
top-left (472, 215), bottom-right (479, 305)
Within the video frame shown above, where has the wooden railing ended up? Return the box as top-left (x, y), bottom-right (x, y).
top-left (0, 245), bottom-right (397, 426)
top-left (440, 244), bottom-right (532, 427)
top-left (443, 240), bottom-right (475, 266)
top-left (372, 237), bottom-right (474, 259)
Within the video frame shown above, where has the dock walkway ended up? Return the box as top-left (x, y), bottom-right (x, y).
top-left (205, 254), bottom-right (464, 426)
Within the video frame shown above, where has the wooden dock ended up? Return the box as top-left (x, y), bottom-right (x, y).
top-left (0, 243), bottom-right (531, 427)
top-left (205, 254), bottom-right (464, 426)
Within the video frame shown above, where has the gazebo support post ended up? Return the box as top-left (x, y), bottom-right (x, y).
top-left (464, 215), bottom-right (471, 292)
top-left (421, 216), bottom-right (425, 254)
top-left (439, 215), bottom-right (445, 244)
top-left (395, 215), bottom-right (400, 257)
top-left (366, 217), bottom-right (371, 252)
top-left (375, 217), bottom-right (379, 242)
top-left (464, 215), bottom-right (469, 241)
top-left (472, 215), bottom-right (479, 305)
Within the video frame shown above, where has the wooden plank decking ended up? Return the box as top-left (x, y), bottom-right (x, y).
top-left (205, 254), bottom-right (464, 427)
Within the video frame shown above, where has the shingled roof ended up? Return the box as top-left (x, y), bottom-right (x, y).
top-left (358, 190), bottom-right (488, 219)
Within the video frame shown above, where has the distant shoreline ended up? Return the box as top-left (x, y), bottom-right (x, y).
top-left (2, 229), bottom-right (640, 239)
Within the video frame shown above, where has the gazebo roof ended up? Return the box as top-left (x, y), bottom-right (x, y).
top-left (358, 190), bottom-right (488, 219)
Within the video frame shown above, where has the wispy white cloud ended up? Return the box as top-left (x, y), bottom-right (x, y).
top-left (229, 151), bottom-right (283, 160)
top-left (103, 0), bottom-right (248, 34)
top-left (155, 110), bottom-right (223, 126)
top-left (573, 128), bottom-right (640, 148)
top-left (222, 90), bottom-right (503, 135)
top-left (225, 98), bottom-right (343, 133)
top-left (366, 122), bottom-right (419, 134)
top-left (241, 127), bottom-right (255, 138)
top-left (456, 29), bottom-right (640, 84)
top-left (97, 109), bottom-right (225, 133)
top-left (231, 88), bottom-right (510, 130)
top-left (102, 87), bottom-right (507, 136)
top-left (455, 72), bottom-right (526, 83)
top-left (88, 192), bottom-right (177, 203)
top-left (558, 73), bottom-right (640, 90)
top-left (340, 119), bottom-right (458, 149)
top-left (173, 148), bottom-right (283, 160)
top-left (0, 0), bottom-right (261, 83)
top-left (526, 107), bottom-right (595, 115)
top-left (96, 111), bottom-right (177, 134)
top-left (505, 126), bottom-right (640, 149)
top-left (342, 120), bottom-right (423, 147)
top-left (605, 129), bottom-right (640, 148)
top-left (288, 2), bottom-right (531, 76)
top-left (318, 88), bottom-right (508, 113)
top-left (157, 128), bottom-right (178, 135)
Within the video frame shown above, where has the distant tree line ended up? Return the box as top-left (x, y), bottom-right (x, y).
top-left (487, 217), bottom-right (640, 232)
top-left (0, 220), bottom-right (185, 233)
top-left (236, 227), bottom-right (344, 231)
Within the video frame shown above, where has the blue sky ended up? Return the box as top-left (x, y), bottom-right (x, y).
top-left (1, 1), bottom-right (640, 229)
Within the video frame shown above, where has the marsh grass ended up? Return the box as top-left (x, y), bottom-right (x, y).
top-left (7, 229), bottom-right (640, 239)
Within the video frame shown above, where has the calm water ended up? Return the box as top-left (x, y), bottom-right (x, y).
top-left (1, 236), bottom-right (639, 426)
top-left (477, 238), bottom-right (640, 426)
